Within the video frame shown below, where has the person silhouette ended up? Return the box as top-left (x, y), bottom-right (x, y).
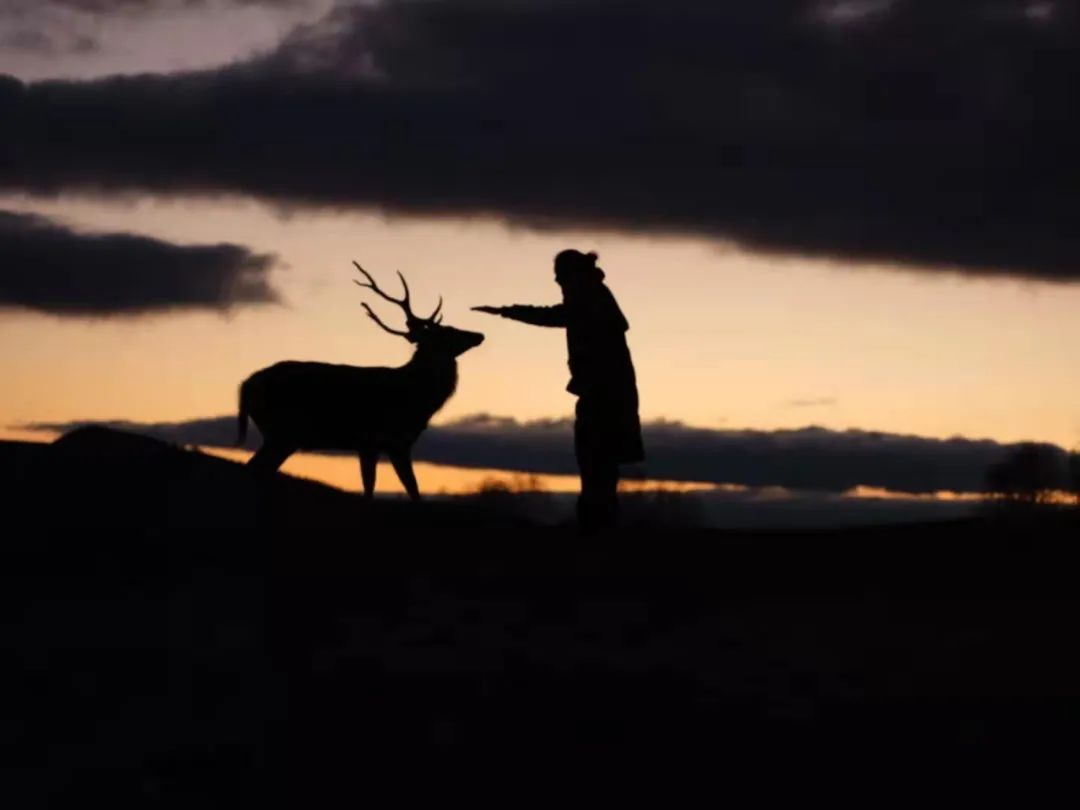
top-left (474, 249), bottom-right (644, 532)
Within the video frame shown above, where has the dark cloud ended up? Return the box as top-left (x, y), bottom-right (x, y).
top-left (2, 0), bottom-right (1080, 281)
top-left (21, 413), bottom-right (1073, 495)
top-left (0, 30), bottom-right (99, 55)
top-left (0, 209), bottom-right (279, 315)
top-left (0, 22), bottom-right (99, 56)
top-left (15, 1), bottom-right (308, 12)
top-left (0, 1), bottom-right (314, 56)
top-left (419, 416), bottom-right (1074, 494)
top-left (0, 30), bottom-right (57, 54)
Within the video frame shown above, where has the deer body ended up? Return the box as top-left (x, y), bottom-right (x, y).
top-left (237, 264), bottom-right (483, 500)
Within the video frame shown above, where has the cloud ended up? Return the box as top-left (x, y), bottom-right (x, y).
top-left (0, 30), bottom-right (98, 55)
top-left (0, 30), bottom-right (58, 55)
top-left (786, 397), bottom-right (838, 408)
top-left (0, 209), bottom-right (280, 315)
top-left (0, 1), bottom-right (315, 60)
top-left (9, 1), bottom-right (308, 13)
top-left (21, 413), bottom-right (1072, 495)
top-left (2, 1), bottom-right (1080, 281)
top-left (0, 17), bottom-right (100, 56)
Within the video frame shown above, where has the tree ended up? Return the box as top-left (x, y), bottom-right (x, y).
top-left (984, 443), bottom-right (1071, 505)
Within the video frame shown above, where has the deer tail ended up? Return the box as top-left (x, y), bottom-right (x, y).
top-left (237, 382), bottom-right (249, 447)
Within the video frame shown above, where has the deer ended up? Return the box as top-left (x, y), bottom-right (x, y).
top-left (236, 262), bottom-right (484, 501)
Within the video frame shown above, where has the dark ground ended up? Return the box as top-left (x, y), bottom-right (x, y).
top-left (4, 429), bottom-right (1079, 804)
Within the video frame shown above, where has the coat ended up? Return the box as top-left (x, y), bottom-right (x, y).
top-left (499, 280), bottom-right (645, 465)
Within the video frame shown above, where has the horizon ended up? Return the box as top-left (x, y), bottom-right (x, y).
top-left (3, 420), bottom-right (1060, 508)
top-left (6, 423), bottom-right (997, 531)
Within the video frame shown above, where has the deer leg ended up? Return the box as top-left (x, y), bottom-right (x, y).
top-left (248, 442), bottom-right (294, 474)
top-left (388, 447), bottom-right (421, 502)
top-left (359, 451), bottom-right (378, 500)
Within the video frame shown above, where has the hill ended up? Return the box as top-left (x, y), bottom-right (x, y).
top-left (2, 426), bottom-right (532, 533)
top-left (4, 427), bottom-right (1080, 803)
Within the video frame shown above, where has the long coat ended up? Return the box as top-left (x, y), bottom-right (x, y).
top-left (500, 280), bottom-right (645, 465)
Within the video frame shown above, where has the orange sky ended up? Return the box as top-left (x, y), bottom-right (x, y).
top-left (2, 192), bottom-right (1078, 460)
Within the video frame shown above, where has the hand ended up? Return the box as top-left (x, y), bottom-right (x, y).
top-left (471, 306), bottom-right (503, 315)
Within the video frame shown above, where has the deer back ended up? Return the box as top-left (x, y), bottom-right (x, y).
top-left (243, 359), bottom-right (458, 451)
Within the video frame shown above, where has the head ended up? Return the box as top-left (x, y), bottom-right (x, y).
top-left (353, 262), bottom-right (484, 358)
top-left (554, 249), bottom-right (605, 291)
top-left (409, 320), bottom-right (485, 358)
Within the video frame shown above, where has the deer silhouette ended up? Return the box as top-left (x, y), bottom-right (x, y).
top-left (237, 262), bottom-right (484, 500)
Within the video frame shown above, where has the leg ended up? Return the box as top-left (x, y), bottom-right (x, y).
top-left (574, 397), bottom-right (621, 533)
top-left (388, 446), bottom-right (421, 502)
top-left (576, 455), bottom-right (619, 533)
top-left (574, 404), bottom-right (596, 532)
top-left (246, 442), bottom-right (295, 526)
top-left (247, 442), bottom-right (294, 474)
top-left (359, 451), bottom-right (378, 500)
top-left (595, 460), bottom-right (620, 529)
top-left (577, 456), bottom-right (600, 532)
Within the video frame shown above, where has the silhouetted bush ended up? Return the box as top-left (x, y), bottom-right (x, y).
top-left (455, 477), bottom-right (710, 529)
top-left (619, 486), bottom-right (708, 529)
top-left (981, 443), bottom-right (1078, 526)
top-left (461, 475), bottom-right (564, 523)
top-left (984, 443), bottom-right (1070, 505)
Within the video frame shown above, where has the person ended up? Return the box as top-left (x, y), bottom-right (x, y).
top-left (473, 249), bottom-right (644, 532)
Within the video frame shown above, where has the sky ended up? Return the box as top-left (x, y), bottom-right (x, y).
top-left (1, 0), bottom-right (1078, 497)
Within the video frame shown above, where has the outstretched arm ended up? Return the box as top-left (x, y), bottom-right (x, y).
top-left (472, 304), bottom-right (567, 327)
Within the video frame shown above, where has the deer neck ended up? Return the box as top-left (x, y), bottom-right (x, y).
top-left (403, 350), bottom-right (459, 417)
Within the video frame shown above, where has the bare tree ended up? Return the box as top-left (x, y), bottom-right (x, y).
top-left (984, 442), bottom-right (1070, 506)
top-left (237, 263), bottom-right (484, 500)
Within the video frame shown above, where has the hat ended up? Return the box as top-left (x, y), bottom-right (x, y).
top-left (554, 249), bottom-right (604, 283)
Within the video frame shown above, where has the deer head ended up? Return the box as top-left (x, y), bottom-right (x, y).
top-left (352, 262), bottom-right (484, 357)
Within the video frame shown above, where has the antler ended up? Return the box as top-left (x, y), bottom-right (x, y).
top-left (353, 261), bottom-right (414, 318)
top-left (354, 261), bottom-right (444, 327)
top-left (427, 297), bottom-right (443, 324)
top-left (360, 302), bottom-right (410, 337)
